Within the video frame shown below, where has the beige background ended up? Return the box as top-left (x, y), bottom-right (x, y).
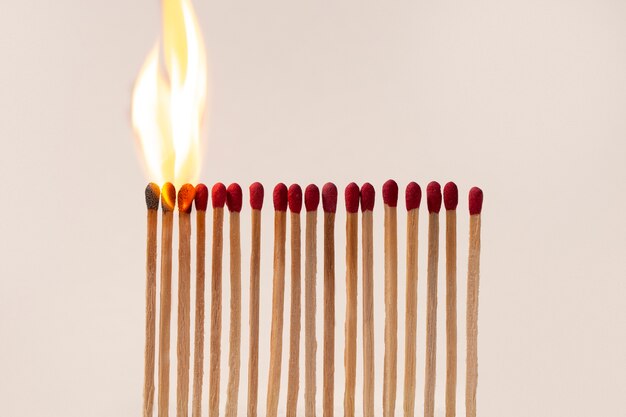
top-left (1, 0), bottom-right (625, 416)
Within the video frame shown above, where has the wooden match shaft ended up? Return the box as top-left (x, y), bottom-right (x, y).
top-left (383, 204), bottom-right (398, 417)
top-left (304, 209), bottom-right (317, 417)
top-left (191, 207), bottom-right (206, 417)
top-left (323, 211), bottom-right (336, 417)
top-left (176, 207), bottom-right (192, 417)
top-left (403, 207), bottom-right (419, 417)
top-left (466, 213), bottom-right (481, 417)
top-left (344, 210), bottom-right (358, 417)
top-left (143, 199), bottom-right (158, 417)
top-left (209, 206), bottom-right (224, 417)
top-left (445, 209), bottom-right (457, 417)
top-left (225, 211), bottom-right (242, 417)
top-left (423, 212), bottom-right (440, 417)
top-left (286, 210), bottom-right (302, 416)
top-left (247, 208), bottom-right (262, 417)
top-left (361, 209), bottom-right (374, 417)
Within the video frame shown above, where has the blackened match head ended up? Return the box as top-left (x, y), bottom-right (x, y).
top-left (177, 184), bottom-right (196, 213)
top-left (211, 183), bottom-right (227, 208)
top-left (145, 183), bottom-right (160, 210)
top-left (249, 182), bottom-right (264, 210)
top-left (322, 182), bottom-right (338, 213)
top-left (304, 184), bottom-right (320, 212)
top-left (288, 184), bottom-right (303, 213)
top-left (273, 183), bottom-right (288, 211)
top-left (161, 182), bottom-right (176, 212)
top-left (426, 181), bottom-right (442, 213)
top-left (226, 183), bottom-right (243, 212)
top-left (360, 183), bottom-right (375, 212)
top-left (382, 179), bottom-right (398, 207)
top-left (443, 182), bottom-right (458, 211)
top-left (405, 182), bottom-right (421, 211)
top-left (345, 182), bottom-right (360, 213)
top-left (194, 184), bottom-right (208, 211)
top-left (469, 187), bottom-right (484, 215)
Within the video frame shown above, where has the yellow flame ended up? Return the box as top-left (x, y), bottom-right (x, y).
top-left (132, 0), bottom-right (207, 188)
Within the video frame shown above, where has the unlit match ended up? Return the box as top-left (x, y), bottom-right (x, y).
top-left (443, 182), bottom-right (458, 417)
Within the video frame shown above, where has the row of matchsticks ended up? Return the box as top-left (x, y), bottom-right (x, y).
top-left (142, 180), bottom-right (483, 417)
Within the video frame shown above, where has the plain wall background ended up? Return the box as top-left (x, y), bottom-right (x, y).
top-left (1, 0), bottom-right (625, 416)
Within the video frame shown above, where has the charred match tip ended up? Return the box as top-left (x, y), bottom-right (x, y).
top-left (161, 182), bottom-right (176, 212)
top-left (382, 179), bottom-right (398, 207)
top-left (211, 183), bottom-right (227, 208)
top-left (426, 181), bottom-right (442, 213)
top-left (273, 183), bottom-right (288, 211)
top-left (226, 183), bottom-right (243, 213)
top-left (194, 184), bottom-right (208, 211)
top-left (360, 183), bottom-right (375, 212)
top-left (304, 184), bottom-right (320, 212)
top-left (345, 182), bottom-right (360, 213)
top-left (288, 184), bottom-right (303, 213)
top-left (177, 184), bottom-right (196, 213)
top-left (322, 182), bottom-right (338, 213)
top-left (405, 182), bottom-right (422, 211)
top-left (443, 182), bottom-right (458, 211)
top-left (145, 183), bottom-right (160, 210)
top-left (249, 182), bottom-right (264, 210)
top-left (469, 187), bottom-right (484, 215)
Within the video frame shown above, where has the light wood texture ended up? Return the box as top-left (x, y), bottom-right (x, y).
top-left (465, 215), bottom-right (481, 417)
top-left (423, 212), bottom-right (440, 417)
top-left (445, 210), bottom-right (457, 417)
top-left (323, 212), bottom-right (336, 417)
top-left (403, 208), bottom-right (419, 417)
top-left (157, 210), bottom-right (174, 417)
top-left (304, 210), bottom-right (318, 417)
top-left (247, 209), bottom-right (262, 417)
top-left (209, 208), bottom-right (224, 417)
top-left (286, 211), bottom-right (302, 416)
top-left (225, 212), bottom-right (242, 417)
top-left (191, 210), bottom-right (206, 417)
top-left (383, 205), bottom-right (398, 417)
top-left (361, 210), bottom-right (375, 417)
top-left (344, 211), bottom-right (358, 417)
top-left (176, 211), bottom-right (192, 417)
top-left (143, 209), bottom-right (158, 417)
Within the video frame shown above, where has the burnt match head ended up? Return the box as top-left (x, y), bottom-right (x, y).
top-left (288, 184), bottom-right (303, 213)
top-left (382, 179), bottom-right (398, 207)
top-left (360, 183), bottom-right (375, 212)
top-left (177, 184), bottom-right (196, 213)
top-left (249, 182), bottom-right (264, 210)
top-left (322, 182), bottom-right (338, 213)
top-left (405, 182), bottom-right (422, 211)
top-left (304, 184), bottom-right (320, 212)
top-left (226, 183), bottom-right (243, 213)
top-left (443, 182), bottom-right (458, 211)
top-left (273, 183), bottom-right (288, 211)
top-left (161, 182), bottom-right (176, 212)
top-left (426, 181), bottom-right (442, 213)
top-left (194, 184), bottom-right (208, 211)
top-left (345, 182), bottom-right (360, 213)
top-left (211, 183), bottom-right (227, 208)
top-left (469, 187), bottom-right (484, 215)
top-left (145, 183), bottom-right (160, 210)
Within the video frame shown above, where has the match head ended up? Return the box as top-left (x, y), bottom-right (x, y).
top-left (405, 182), bottom-right (422, 211)
top-left (382, 179), bottom-right (398, 207)
top-left (426, 181), bottom-right (442, 213)
top-left (288, 184), bottom-right (303, 213)
top-left (345, 182), bottom-right (360, 213)
top-left (161, 182), bottom-right (176, 212)
top-left (360, 183), bottom-right (375, 212)
top-left (145, 183), bottom-right (160, 210)
top-left (322, 182), bottom-right (338, 213)
top-left (273, 183), bottom-right (288, 211)
top-left (226, 183), bottom-right (243, 213)
top-left (249, 182), bottom-right (264, 210)
top-left (194, 184), bottom-right (208, 211)
top-left (177, 184), bottom-right (196, 213)
top-left (211, 183), bottom-right (227, 208)
top-left (443, 182), bottom-right (458, 211)
top-left (304, 184), bottom-right (320, 212)
top-left (469, 187), bottom-right (484, 215)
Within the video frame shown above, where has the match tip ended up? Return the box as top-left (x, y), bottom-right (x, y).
top-left (345, 182), bottom-right (360, 213)
top-left (443, 182), bottom-right (458, 211)
top-left (322, 182), bottom-right (338, 213)
top-left (288, 184), bottom-right (303, 213)
top-left (226, 183), bottom-right (243, 212)
top-left (145, 183), bottom-right (160, 210)
top-left (426, 181), bottom-right (442, 213)
top-left (469, 187), bottom-right (483, 215)
top-left (211, 183), bottom-right (227, 208)
top-left (194, 184), bottom-right (208, 211)
top-left (405, 182), bottom-right (422, 211)
top-left (273, 183), bottom-right (288, 211)
top-left (177, 184), bottom-right (196, 213)
top-left (249, 182), bottom-right (264, 210)
top-left (161, 183), bottom-right (176, 212)
top-left (382, 179), bottom-right (398, 207)
top-left (360, 183), bottom-right (375, 212)
top-left (304, 184), bottom-right (320, 211)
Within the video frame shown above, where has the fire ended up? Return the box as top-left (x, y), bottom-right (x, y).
top-left (132, 0), bottom-right (207, 188)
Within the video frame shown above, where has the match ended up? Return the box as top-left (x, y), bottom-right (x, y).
top-left (383, 179), bottom-right (398, 417)
top-left (322, 182), bottom-right (337, 417)
top-left (360, 182), bottom-right (375, 417)
top-left (304, 184), bottom-right (319, 417)
top-left (443, 182), bottom-right (458, 417)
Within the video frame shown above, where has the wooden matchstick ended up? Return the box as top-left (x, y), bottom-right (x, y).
top-left (322, 183), bottom-right (337, 417)
top-left (157, 182), bottom-right (175, 417)
top-left (344, 183), bottom-right (360, 417)
top-left (466, 187), bottom-right (483, 417)
top-left (247, 183), bottom-right (264, 417)
top-left (143, 183), bottom-right (160, 417)
top-left (304, 185), bottom-right (319, 417)
top-left (424, 182), bottom-right (442, 417)
top-left (382, 179), bottom-right (398, 417)
top-left (443, 182), bottom-right (458, 417)
top-left (192, 184), bottom-right (208, 417)
top-left (286, 184), bottom-right (303, 417)
top-left (225, 184), bottom-right (243, 417)
top-left (209, 183), bottom-right (226, 417)
top-left (266, 183), bottom-right (288, 417)
top-left (403, 182), bottom-right (421, 417)
top-left (360, 183), bottom-right (375, 417)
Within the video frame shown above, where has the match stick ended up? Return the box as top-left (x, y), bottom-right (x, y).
top-left (143, 183), bottom-right (160, 417)
top-left (443, 182), bottom-right (458, 417)
top-left (266, 183), bottom-right (288, 417)
top-left (304, 185), bottom-right (319, 417)
top-left (209, 183), bottom-right (226, 417)
top-left (322, 182), bottom-right (337, 417)
top-left (382, 179), bottom-right (398, 417)
top-left (360, 183), bottom-right (375, 417)
top-left (157, 183), bottom-right (175, 417)
top-left (466, 187), bottom-right (483, 417)
top-left (225, 184), bottom-right (243, 417)
top-left (344, 183), bottom-right (360, 417)
top-left (423, 181), bottom-right (442, 417)
top-left (191, 184), bottom-right (208, 417)
top-left (286, 184), bottom-right (303, 417)
top-left (247, 183), bottom-right (264, 417)
top-left (403, 182), bottom-right (421, 417)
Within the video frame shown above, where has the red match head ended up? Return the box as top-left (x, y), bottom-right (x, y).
top-left (383, 179), bottom-right (398, 207)
top-left (345, 182), bottom-right (360, 213)
top-left (249, 182), bottom-right (264, 210)
top-left (360, 183), bottom-right (375, 212)
top-left (304, 184), bottom-right (320, 212)
top-left (426, 181), bottom-right (442, 213)
top-left (161, 182), bottom-right (176, 212)
top-left (288, 184), bottom-right (303, 213)
top-left (443, 182), bottom-right (458, 211)
top-left (469, 187), bottom-right (483, 215)
top-left (194, 184), bottom-right (208, 211)
top-left (226, 183), bottom-right (243, 213)
top-left (211, 183), bottom-right (227, 208)
top-left (273, 183), bottom-right (288, 211)
top-left (322, 182), bottom-right (338, 213)
top-left (145, 183), bottom-right (160, 210)
top-left (405, 182), bottom-right (421, 211)
top-left (177, 184), bottom-right (196, 213)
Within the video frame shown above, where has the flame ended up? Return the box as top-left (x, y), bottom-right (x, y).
top-left (132, 0), bottom-right (207, 188)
